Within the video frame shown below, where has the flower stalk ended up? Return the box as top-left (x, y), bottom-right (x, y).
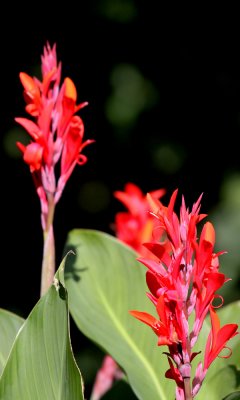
top-left (183, 378), bottom-right (192, 400)
top-left (41, 224), bottom-right (55, 297)
top-left (40, 193), bottom-right (56, 297)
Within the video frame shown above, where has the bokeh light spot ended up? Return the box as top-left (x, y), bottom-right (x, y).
top-left (220, 172), bottom-right (240, 208)
top-left (3, 128), bottom-right (29, 159)
top-left (105, 64), bottom-right (158, 129)
top-left (78, 181), bottom-right (111, 213)
top-left (152, 142), bottom-right (185, 174)
top-left (98, 0), bottom-right (137, 22)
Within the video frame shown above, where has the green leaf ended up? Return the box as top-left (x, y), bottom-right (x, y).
top-left (193, 301), bottom-right (240, 400)
top-left (0, 258), bottom-right (84, 400)
top-left (223, 392), bottom-right (240, 400)
top-left (0, 309), bottom-right (24, 375)
top-left (64, 229), bottom-right (174, 400)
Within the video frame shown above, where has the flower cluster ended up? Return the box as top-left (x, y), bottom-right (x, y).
top-left (16, 43), bottom-right (94, 230)
top-left (130, 189), bottom-right (238, 399)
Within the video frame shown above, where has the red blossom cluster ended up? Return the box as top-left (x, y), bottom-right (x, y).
top-left (16, 43), bottom-right (94, 229)
top-left (129, 189), bottom-right (238, 399)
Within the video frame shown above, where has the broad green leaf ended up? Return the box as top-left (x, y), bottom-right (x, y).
top-left (64, 229), bottom-right (174, 400)
top-left (193, 301), bottom-right (240, 400)
top-left (0, 309), bottom-right (24, 375)
top-left (0, 259), bottom-right (84, 400)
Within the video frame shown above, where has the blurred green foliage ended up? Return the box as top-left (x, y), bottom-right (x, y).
top-left (211, 172), bottom-right (240, 304)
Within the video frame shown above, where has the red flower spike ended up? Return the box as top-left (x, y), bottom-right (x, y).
top-left (16, 42), bottom-right (94, 229)
top-left (128, 189), bottom-right (238, 397)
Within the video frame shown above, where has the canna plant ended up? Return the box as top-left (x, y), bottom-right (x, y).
top-left (0, 42), bottom-right (239, 400)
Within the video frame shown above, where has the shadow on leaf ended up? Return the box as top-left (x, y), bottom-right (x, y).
top-left (64, 244), bottom-right (89, 282)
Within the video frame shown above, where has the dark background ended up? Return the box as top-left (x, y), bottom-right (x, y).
top-left (1, 3), bottom-right (240, 398)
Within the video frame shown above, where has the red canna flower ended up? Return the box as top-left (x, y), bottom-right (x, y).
top-left (130, 189), bottom-right (238, 399)
top-left (16, 43), bottom-right (94, 296)
top-left (114, 182), bottom-right (165, 256)
top-left (16, 42), bottom-right (94, 230)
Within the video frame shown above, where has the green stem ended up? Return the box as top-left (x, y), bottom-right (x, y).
top-left (40, 194), bottom-right (56, 297)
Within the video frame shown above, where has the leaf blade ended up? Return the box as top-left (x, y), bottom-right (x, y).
top-left (0, 260), bottom-right (84, 400)
top-left (0, 309), bottom-right (24, 375)
top-left (65, 229), bottom-right (174, 400)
